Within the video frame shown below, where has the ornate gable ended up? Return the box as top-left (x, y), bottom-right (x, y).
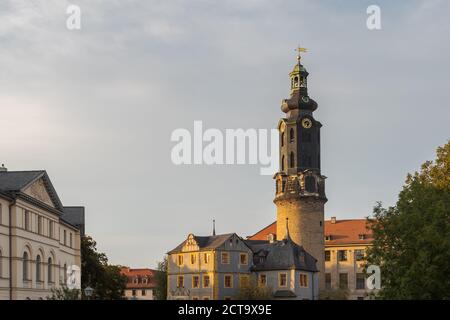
top-left (23, 177), bottom-right (56, 208)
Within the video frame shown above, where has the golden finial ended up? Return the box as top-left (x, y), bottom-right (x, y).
top-left (296, 45), bottom-right (308, 61)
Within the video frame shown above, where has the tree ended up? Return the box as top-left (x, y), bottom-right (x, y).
top-left (154, 256), bottom-right (167, 300)
top-left (81, 235), bottom-right (127, 299)
top-left (47, 286), bottom-right (80, 300)
top-left (366, 141), bottom-right (450, 299)
top-left (319, 289), bottom-right (349, 300)
top-left (236, 278), bottom-right (273, 300)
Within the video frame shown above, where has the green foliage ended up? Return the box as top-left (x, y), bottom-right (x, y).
top-left (366, 141), bottom-right (450, 299)
top-left (47, 285), bottom-right (80, 300)
top-left (319, 289), bottom-right (349, 300)
top-left (81, 235), bottom-right (127, 299)
top-left (236, 278), bottom-right (273, 300)
top-left (154, 257), bottom-right (167, 300)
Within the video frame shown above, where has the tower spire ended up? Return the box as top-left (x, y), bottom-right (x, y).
top-left (212, 219), bottom-right (216, 236)
top-left (285, 217), bottom-right (291, 241)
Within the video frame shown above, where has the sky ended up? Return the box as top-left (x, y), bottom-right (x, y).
top-left (0, 0), bottom-right (449, 268)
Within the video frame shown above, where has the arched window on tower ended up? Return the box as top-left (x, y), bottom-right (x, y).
top-left (293, 76), bottom-right (299, 88)
top-left (281, 132), bottom-right (285, 147)
top-left (289, 128), bottom-right (295, 143)
top-left (290, 152), bottom-right (295, 168)
top-left (281, 155), bottom-right (285, 171)
top-left (305, 176), bottom-right (316, 193)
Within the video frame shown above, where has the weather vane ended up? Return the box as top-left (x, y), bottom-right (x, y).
top-left (296, 45), bottom-right (308, 61)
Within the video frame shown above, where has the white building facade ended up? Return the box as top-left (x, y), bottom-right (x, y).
top-left (0, 168), bottom-right (84, 300)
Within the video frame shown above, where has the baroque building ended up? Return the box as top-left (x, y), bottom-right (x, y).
top-left (0, 166), bottom-right (84, 300)
top-left (120, 267), bottom-right (158, 300)
top-left (249, 217), bottom-right (373, 300)
top-left (168, 51), bottom-right (372, 299)
top-left (274, 48), bottom-right (327, 290)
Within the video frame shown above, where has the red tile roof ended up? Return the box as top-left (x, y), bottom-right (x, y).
top-left (120, 267), bottom-right (159, 289)
top-left (248, 219), bottom-right (373, 245)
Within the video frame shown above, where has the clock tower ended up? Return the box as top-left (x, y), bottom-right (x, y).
top-left (274, 49), bottom-right (327, 289)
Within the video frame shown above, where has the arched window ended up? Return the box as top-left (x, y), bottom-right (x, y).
top-left (281, 155), bottom-right (285, 171)
top-left (305, 176), bottom-right (316, 193)
top-left (289, 128), bottom-right (295, 143)
top-left (48, 257), bottom-right (53, 283)
top-left (290, 152), bottom-right (295, 168)
top-left (36, 255), bottom-right (41, 282)
top-left (293, 76), bottom-right (299, 88)
top-left (281, 132), bottom-right (285, 147)
top-left (23, 252), bottom-right (29, 280)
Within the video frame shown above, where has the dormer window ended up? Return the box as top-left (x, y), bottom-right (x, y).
top-left (359, 234), bottom-right (366, 240)
top-left (325, 235), bottom-right (332, 241)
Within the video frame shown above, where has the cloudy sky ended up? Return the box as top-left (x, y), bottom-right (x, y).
top-left (1, 0), bottom-right (449, 267)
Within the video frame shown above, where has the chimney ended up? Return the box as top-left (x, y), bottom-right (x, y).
top-left (331, 216), bottom-right (336, 224)
top-left (0, 164), bottom-right (7, 172)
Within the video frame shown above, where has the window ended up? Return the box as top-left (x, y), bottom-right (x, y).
top-left (299, 273), bottom-right (308, 287)
top-left (177, 255), bottom-right (183, 266)
top-left (203, 275), bottom-right (210, 288)
top-left (190, 254), bottom-right (196, 265)
top-left (359, 234), bottom-right (366, 240)
top-left (338, 250), bottom-right (347, 261)
top-left (64, 263), bottom-right (67, 284)
top-left (38, 216), bottom-right (43, 235)
top-left (142, 290), bottom-right (146, 296)
top-left (49, 221), bottom-right (54, 238)
top-left (324, 250), bottom-right (331, 262)
top-left (356, 273), bottom-right (366, 290)
top-left (281, 155), bottom-right (285, 171)
top-left (325, 273), bottom-right (331, 289)
top-left (221, 252), bottom-right (229, 264)
top-left (259, 274), bottom-right (267, 286)
top-left (325, 235), bottom-right (332, 241)
top-left (279, 273), bottom-right (287, 287)
top-left (192, 297), bottom-right (199, 300)
top-left (239, 253), bottom-right (248, 265)
top-left (224, 275), bottom-right (233, 288)
top-left (132, 289), bottom-right (136, 296)
top-left (48, 257), bottom-right (53, 283)
top-left (305, 176), bottom-right (316, 193)
top-left (339, 273), bottom-right (348, 289)
top-left (36, 255), bottom-right (42, 282)
top-left (0, 250), bottom-right (2, 278)
top-left (177, 276), bottom-right (184, 288)
top-left (203, 253), bottom-right (210, 264)
top-left (24, 211), bottom-right (30, 231)
top-left (70, 233), bottom-right (73, 248)
top-left (240, 275), bottom-right (249, 288)
top-left (23, 252), bottom-right (29, 280)
top-left (203, 297), bottom-right (210, 300)
top-left (355, 249), bottom-right (365, 261)
top-left (289, 152), bottom-right (295, 168)
top-left (192, 276), bottom-right (200, 288)
top-left (281, 132), bottom-right (285, 147)
top-left (224, 296), bottom-right (232, 300)
top-left (63, 230), bottom-right (67, 246)
top-left (289, 128), bottom-right (294, 142)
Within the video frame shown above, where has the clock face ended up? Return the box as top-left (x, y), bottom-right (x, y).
top-left (302, 96), bottom-right (309, 103)
top-left (301, 118), bottom-right (312, 129)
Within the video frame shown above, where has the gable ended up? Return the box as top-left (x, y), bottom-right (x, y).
top-left (23, 177), bottom-right (56, 208)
